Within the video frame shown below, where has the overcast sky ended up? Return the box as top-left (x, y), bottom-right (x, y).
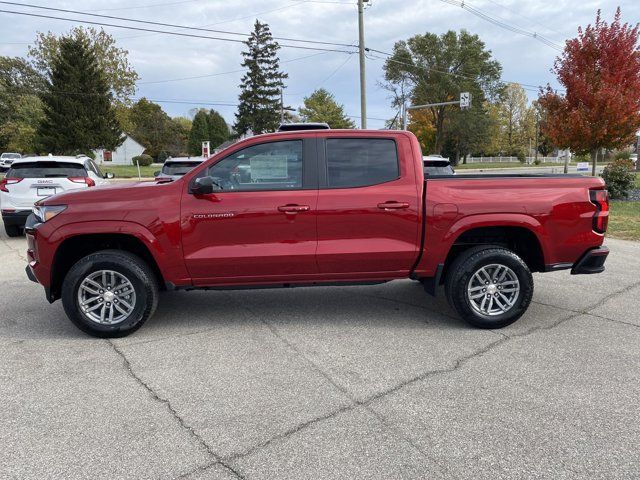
top-left (1, 0), bottom-right (638, 128)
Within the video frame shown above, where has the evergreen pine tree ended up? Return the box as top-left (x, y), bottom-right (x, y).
top-left (234, 20), bottom-right (288, 135)
top-left (207, 109), bottom-right (230, 148)
top-left (38, 36), bottom-right (121, 154)
top-left (188, 109), bottom-right (209, 156)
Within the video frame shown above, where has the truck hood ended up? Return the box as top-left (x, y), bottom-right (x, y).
top-left (38, 180), bottom-right (178, 206)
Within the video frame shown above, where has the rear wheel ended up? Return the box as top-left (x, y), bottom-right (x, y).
top-left (61, 250), bottom-right (159, 338)
top-left (445, 246), bottom-right (533, 329)
top-left (4, 223), bottom-right (21, 237)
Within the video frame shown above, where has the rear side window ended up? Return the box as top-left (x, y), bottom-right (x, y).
top-left (7, 162), bottom-right (87, 179)
top-left (325, 138), bottom-right (399, 188)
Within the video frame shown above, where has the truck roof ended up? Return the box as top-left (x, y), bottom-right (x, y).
top-left (247, 128), bottom-right (415, 143)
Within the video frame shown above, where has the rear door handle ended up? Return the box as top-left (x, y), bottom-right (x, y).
top-left (278, 204), bottom-right (310, 213)
top-left (377, 201), bottom-right (410, 210)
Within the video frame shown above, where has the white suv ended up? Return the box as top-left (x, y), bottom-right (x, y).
top-left (0, 152), bottom-right (21, 171)
top-left (0, 155), bottom-right (113, 237)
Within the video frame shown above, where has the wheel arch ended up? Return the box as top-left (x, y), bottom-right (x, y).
top-left (49, 232), bottom-right (166, 302)
top-left (441, 222), bottom-right (546, 284)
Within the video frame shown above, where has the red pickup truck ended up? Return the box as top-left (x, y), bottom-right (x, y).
top-left (24, 129), bottom-right (609, 337)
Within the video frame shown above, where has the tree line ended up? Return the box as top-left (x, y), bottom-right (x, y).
top-left (0, 27), bottom-right (232, 159)
top-left (1, 10), bottom-right (638, 169)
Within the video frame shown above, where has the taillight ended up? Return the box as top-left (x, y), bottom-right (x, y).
top-left (68, 177), bottom-right (96, 187)
top-left (589, 188), bottom-right (609, 234)
top-left (0, 177), bottom-right (22, 192)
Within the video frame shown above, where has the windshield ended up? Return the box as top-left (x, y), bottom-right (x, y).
top-left (7, 162), bottom-right (87, 178)
top-left (2, 153), bottom-right (21, 159)
top-left (162, 161), bottom-right (201, 176)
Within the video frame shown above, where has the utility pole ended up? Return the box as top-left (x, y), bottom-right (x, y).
top-left (280, 89), bottom-right (284, 123)
top-left (357, 0), bottom-right (367, 129)
top-left (535, 112), bottom-right (540, 167)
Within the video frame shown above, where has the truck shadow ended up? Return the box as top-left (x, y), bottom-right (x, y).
top-left (144, 279), bottom-right (469, 334)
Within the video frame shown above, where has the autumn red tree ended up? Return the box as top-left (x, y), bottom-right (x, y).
top-left (538, 8), bottom-right (640, 175)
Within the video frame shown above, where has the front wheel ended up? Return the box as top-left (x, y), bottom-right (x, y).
top-left (445, 246), bottom-right (533, 329)
top-left (62, 250), bottom-right (159, 338)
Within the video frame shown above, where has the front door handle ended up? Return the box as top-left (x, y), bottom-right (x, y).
top-left (278, 204), bottom-right (310, 213)
top-left (377, 201), bottom-right (410, 210)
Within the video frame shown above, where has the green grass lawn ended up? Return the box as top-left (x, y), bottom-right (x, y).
top-left (100, 164), bottom-right (158, 178)
top-left (608, 201), bottom-right (640, 241)
top-left (456, 162), bottom-right (569, 169)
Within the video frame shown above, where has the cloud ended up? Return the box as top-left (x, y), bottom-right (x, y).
top-left (0, 0), bottom-right (638, 126)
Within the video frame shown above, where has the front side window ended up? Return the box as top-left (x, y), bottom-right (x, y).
top-left (87, 160), bottom-right (104, 177)
top-left (325, 138), bottom-right (399, 188)
top-left (206, 140), bottom-right (303, 191)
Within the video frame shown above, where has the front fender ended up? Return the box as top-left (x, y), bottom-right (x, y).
top-left (45, 220), bottom-right (190, 286)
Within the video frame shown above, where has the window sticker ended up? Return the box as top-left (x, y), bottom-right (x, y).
top-left (250, 155), bottom-right (290, 181)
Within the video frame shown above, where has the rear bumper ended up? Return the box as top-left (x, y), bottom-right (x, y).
top-left (2, 209), bottom-right (31, 227)
top-left (571, 246), bottom-right (609, 275)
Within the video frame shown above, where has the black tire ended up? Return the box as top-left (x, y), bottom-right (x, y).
top-left (444, 246), bottom-right (533, 329)
top-left (4, 223), bottom-right (21, 237)
top-left (62, 250), bottom-right (159, 338)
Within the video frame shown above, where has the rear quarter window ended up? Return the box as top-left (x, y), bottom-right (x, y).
top-left (325, 138), bottom-right (399, 188)
top-left (7, 162), bottom-right (87, 179)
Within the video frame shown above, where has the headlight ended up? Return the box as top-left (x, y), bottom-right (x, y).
top-left (32, 205), bottom-right (67, 223)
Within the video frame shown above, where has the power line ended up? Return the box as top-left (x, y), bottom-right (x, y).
top-left (439, 0), bottom-right (563, 51)
top-left (86, 0), bottom-right (203, 13)
top-left (0, 9), bottom-right (356, 54)
top-left (138, 51), bottom-right (330, 85)
top-left (481, 0), bottom-right (566, 38)
top-left (0, 1), bottom-right (356, 49)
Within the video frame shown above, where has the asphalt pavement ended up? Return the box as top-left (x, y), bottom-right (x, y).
top-left (1, 230), bottom-right (638, 479)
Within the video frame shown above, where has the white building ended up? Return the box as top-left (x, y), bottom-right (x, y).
top-left (93, 135), bottom-right (146, 165)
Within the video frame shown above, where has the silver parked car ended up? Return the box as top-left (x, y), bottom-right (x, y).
top-left (154, 157), bottom-right (205, 181)
top-left (423, 155), bottom-right (455, 176)
top-left (0, 152), bottom-right (21, 171)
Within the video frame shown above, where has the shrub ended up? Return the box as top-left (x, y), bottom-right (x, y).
top-left (601, 159), bottom-right (635, 199)
top-left (516, 150), bottom-right (526, 163)
top-left (534, 158), bottom-right (541, 165)
top-left (157, 151), bottom-right (171, 163)
top-left (614, 150), bottom-right (631, 160)
top-left (132, 154), bottom-right (153, 166)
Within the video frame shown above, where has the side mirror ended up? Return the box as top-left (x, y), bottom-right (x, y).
top-left (153, 171), bottom-right (161, 177)
top-left (191, 176), bottom-right (222, 195)
top-left (105, 172), bottom-right (115, 179)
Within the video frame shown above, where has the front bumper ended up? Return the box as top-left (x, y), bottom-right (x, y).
top-left (2, 209), bottom-right (31, 227)
top-left (25, 264), bottom-right (37, 283)
top-left (571, 246), bottom-right (609, 274)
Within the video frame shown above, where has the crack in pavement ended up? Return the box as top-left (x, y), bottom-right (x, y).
top-left (0, 234), bottom-right (28, 262)
top-left (221, 295), bottom-right (468, 475)
top-left (530, 279), bottom-right (640, 330)
top-left (214, 279), bottom-right (639, 467)
top-left (106, 340), bottom-right (245, 480)
top-left (100, 277), bottom-right (640, 475)
top-left (176, 460), bottom-right (246, 480)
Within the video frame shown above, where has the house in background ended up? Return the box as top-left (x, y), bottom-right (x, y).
top-left (93, 134), bottom-right (145, 165)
